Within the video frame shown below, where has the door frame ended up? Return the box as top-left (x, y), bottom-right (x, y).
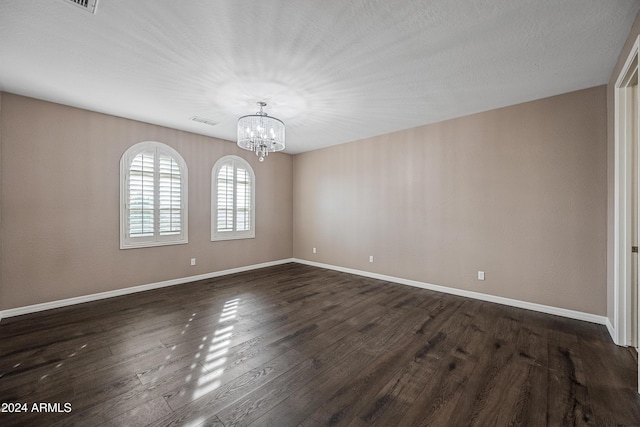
top-left (614, 35), bottom-right (639, 349)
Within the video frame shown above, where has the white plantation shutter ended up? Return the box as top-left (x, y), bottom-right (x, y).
top-left (212, 156), bottom-right (255, 240)
top-left (158, 154), bottom-right (182, 236)
top-left (128, 150), bottom-right (155, 237)
top-left (236, 167), bottom-right (251, 231)
top-left (120, 142), bottom-right (188, 249)
top-left (217, 164), bottom-right (234, 232)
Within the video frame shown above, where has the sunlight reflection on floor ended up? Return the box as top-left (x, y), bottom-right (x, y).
top-left (34, 342), bottom-right (89, 382)
top-left (192, 298), bottom-right (239, 400)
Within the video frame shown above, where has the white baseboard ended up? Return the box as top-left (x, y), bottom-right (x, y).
top-left (606, 317), bottom-right (616, 342)
top-left (293, 258), bottom-right (609, 327)
top-left (0, 258), bottom-right (295, 321)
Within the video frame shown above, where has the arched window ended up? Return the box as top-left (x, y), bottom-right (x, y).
top-left (212, 155), bottom-right (255, 241)
top-left (120, 141), bottom-right (188, 249)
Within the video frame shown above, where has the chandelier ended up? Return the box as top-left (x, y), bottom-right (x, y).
top-left (237, 102), bottom-right (285, 162)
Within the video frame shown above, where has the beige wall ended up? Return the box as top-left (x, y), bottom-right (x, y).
top-left (607, 11), bottom-right (640, 327)
top-left (294, 86), bottom-right (607, 315)
top-left (0, 93), bottom-right (293, 310)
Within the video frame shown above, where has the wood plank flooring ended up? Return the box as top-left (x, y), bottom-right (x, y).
top-left (1, 263), bottom-right (639, 426)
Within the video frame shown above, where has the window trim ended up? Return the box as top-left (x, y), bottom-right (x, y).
top-left (211, 155), bottom-right (255, 241)
top-left (120, 141), bottom-right (188, 249)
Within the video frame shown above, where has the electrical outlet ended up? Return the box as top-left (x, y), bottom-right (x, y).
top-left (313, 247), bottom-right (317, 254)
top-left (369, 255), bottom-right (374, 263)
top-left (478, 271), bottom-right (485, 280)
top-left (191, 258), bottom-right (196, 266)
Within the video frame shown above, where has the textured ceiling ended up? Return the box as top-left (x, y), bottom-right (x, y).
top-left (0, 0), bottom-right (639, 154)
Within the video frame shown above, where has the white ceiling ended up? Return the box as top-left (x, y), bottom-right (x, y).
top-left (0, 1), bottom-right (639, 154)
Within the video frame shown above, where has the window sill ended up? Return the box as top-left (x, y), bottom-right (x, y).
top-left (120, 239), bottom-right (188, 249)
top-left (211, 234), bottom-right (255, 242)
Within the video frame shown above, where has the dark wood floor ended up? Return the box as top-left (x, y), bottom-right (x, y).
top-left (1, 263), bottom-right (639, 426)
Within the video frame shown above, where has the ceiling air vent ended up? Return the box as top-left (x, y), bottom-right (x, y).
top-left (190, 116), bottom-right (218, 127)
top-left (62, 0), bottom-right (98, 14)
